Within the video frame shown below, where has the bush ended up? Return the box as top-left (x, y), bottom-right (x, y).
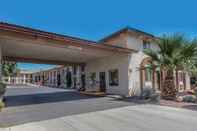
top-left (0, 82), bottom-right (6, 96)
top-left (182, 95), bottom-right (196, 103)
top-left (141, 87), bottom-right (160, 103)
top-left (194, 88), bottom-right (197, 97)
top-left (0, 101), bottom-right (5, 111)
top-left (141, 87), bottom-right (154, 100)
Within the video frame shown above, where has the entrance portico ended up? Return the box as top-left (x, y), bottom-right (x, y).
top-left (0, 22), bottom-right (134, 95)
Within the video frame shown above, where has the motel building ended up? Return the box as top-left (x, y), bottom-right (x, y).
top-left (31, 66), bottom-right (79, 89)
top-left (0, 22), bottom-right (191, 96)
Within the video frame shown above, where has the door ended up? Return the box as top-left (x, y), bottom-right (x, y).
top-left (57, 73), bottom-right (61, 87)
top-left (66, 71), bottom-right (72, 88)
top-left (99, 72), bottom-right (106, 92)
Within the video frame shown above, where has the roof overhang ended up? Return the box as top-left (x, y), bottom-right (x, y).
top-left (0, 22), bottom-right (135, 65)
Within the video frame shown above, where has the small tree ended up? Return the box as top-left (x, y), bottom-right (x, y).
top-left (2, 62), bottom-right (18, 77)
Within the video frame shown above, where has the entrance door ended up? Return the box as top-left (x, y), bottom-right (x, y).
top-left (99, 72), bottom-right (106, 92)
top-left (66, 71), bottom-right (72, 88)
top-left (57, 73), bottom-right (61, 87)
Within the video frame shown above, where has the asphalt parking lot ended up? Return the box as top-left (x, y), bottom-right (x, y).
top-left (0, 85), bottom-right (134, 127)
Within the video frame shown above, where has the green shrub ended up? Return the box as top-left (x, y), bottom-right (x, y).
top-left (141, 87), bottom-right (154, 99)
top-left (183, 95), bottom-right (196, 103)
top-left (194, 88), bottom-right (197, 97)
top-left (0, 101), bottom-right (5, 111)
top-left (0, 82), bottom-right (6, 96)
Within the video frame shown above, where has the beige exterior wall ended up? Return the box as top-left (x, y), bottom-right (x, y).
top-left (127, 35), bottom-right (158, 95)
top-left (86, 54), bottom-right (130, 96)
top-left (103, 33), bottom-right (127, 48)
top-left (99, 33), bottom-right (191, 96)
top-left (100, 34), bottom-right (157, 96)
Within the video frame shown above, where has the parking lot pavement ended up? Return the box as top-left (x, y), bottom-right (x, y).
top-left (0, 86), bottom-right (135, 127)
top-left (2, 104), bottom-right (197, 131)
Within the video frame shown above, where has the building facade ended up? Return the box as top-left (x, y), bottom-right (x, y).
top-left (0, 22), bottom-right (192, 96)
top-left (85, 28), bottom-right (191, 96)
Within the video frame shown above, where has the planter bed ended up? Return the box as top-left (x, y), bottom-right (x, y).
top-left (80, 91), bottom-right (106, 97)
top-left (160, 99), bottom-right (197, 111)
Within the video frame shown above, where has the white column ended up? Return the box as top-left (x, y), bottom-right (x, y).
top-left (23, 75), bottom-right (26, 84)
top-left (70, 66), bottom-right (74, 88)
top-left (8, 76), bottom-right (11, 84)
top-left (16, 77), bottom-right (18, 84)
top-left (80, 64), bottom-right (86, 91)
top-left (185, 72), bottom-right (191, 90)
top-left (76, 66), bottom-right (81, 89)
top-left (51, 72), bottom-right (53, 86)
top-left (64, 67), bottom-right (67, 88)
top-left (73, 65), bottom-right (77, 89)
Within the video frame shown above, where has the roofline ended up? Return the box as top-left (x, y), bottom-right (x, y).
top-left (0, 22), bottom-right (97, 44)
top-left (99, 26), bottom-right (156, 42)
top-left (0, 22), bottom-right (136, 53)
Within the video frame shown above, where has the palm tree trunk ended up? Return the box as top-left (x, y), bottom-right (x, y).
top-left (160, 70), bottom-right (163, 91)
top-left (175, 70), bottom-right (179, 92)
top-left (161, 69), bottom-right (177, 99)
top-left (152, 68), bottom-right (156, 91)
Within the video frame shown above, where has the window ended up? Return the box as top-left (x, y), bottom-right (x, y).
top-left (143, 40), bottom-right (151, 49)
top-left (109, 69), bottom-right (119, 86)
top-left (145, 68), bottom-right (152, 81)
top-left (90, 72), bottom-right (96, 82)
top-left (89, 72), bottom-right (96, 86)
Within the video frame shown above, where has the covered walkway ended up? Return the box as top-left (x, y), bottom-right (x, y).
top-left (0, 22), bottom-right (134, 94)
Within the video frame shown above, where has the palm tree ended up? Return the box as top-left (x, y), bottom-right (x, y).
top-left (144, 34), bottom-right (197, 99)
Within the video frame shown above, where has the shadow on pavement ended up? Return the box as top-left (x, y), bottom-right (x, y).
top-left (0, 87), bottom-right (138, 127)
top-left (5, 91), bottom-right (97, 107)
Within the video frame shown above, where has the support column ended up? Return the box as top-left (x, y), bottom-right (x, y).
top-left (185, 72), bottom-right (191, 90)
top-left (8, 76), bottom-right (11, 84)
top-left (76, 66), bottom-right (81, 89)
top-left (23, 75), bottom-right (26, 84)
top-left (63, 67), bottom-right (67, 88)
top-left (80, 64), bottom-right (86, 91)
top-left (73, 65), bottom-right (77, 89)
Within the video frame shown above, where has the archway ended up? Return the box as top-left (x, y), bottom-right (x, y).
top-left (140, 57), bottom-right (160, 91)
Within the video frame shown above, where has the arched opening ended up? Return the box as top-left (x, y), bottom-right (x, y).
top-left (140, 58), bottom-right (160, 91)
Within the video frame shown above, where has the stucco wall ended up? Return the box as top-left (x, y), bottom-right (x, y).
top-left (127, 35), bottom-right (149, 95)
top-left (87, 33), bottom-right (192, 96)
top-left (98, 34), bottom-right (158, 96)
top-left (86, 54), bottom-right (130, 96)
top-left (103, 33), bottom-right (127, 48)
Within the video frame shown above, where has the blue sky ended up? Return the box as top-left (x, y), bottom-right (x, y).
top-left (1, 0), bottom-right (196, 71)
